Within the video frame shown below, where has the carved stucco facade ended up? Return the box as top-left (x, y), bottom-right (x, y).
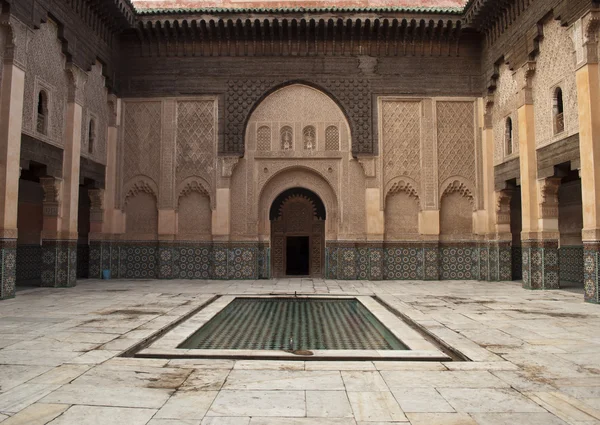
top-left (533, 19), bottom-right (579, 148)
top-left (21, 20), bottom-right (69, 148)
top-left (114, 85), bottom-right (483, 279)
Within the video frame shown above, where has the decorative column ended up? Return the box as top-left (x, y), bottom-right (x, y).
top-left (575, 13), bottom-right (600, 302)
top-left (0, 19), bottom-right (27, 299)
top-left (41, 65), bottom-right (87, 287)
top-left (515, 62), bottom-right (559, 289)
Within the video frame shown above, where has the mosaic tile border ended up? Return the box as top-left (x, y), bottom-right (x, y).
top-left (40, 240), bottom-right (77, 288)
top-left (584, 242), bottom-right (599, 304)
top-left (559, 246), bottom-right (584, 286)
top-left (0, 239), bottom-right (17, 299)
top-left (16, 244), bottom-right (41, 284)
top-left (522, 239), bottom-right (559, 290)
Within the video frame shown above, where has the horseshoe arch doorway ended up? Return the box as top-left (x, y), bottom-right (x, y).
top-left (270, 188), bottom-right (326, 278)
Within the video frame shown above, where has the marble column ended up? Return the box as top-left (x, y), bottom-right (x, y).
top-left (0, 47), bottom-right (26, 299)
top-left (575, 13), bottom-right (600, 302)
top-left (41, 66), bottom-right (86, 288)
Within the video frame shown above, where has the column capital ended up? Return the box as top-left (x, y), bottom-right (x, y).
top-left (40, 176), bottom-right (61, 217)
top-left (66, 65), bottom-right (88, 105)
top-left (516, 61), bottom-right (536, 107)
top-left (88, 188), bottom-right (104, 223)
top-left (575, 11), bottom-right (600, 69)
top-left (0, 16), bottom-right (29, 71)
top-left (494, 189), bottom-right (513, 227)
top-left (537, 176), bottom-right (561, 220)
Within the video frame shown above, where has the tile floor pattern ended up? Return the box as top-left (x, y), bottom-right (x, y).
top-left (0, 279), bottom-right (599, 424)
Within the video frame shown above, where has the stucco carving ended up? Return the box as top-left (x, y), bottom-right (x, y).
top-left (176, 100), bottom-right (217, 190)
top-left (178, 191), bottom-right (212, 238)
top-left (437, 101), bottom-right (476, 188)
top-left (40, 176), bottom-right (61, 217)
top-left (122, 101), bottom-right (162, 185)
top-left (247, 84), bottom-right (350, 154)
top-left (177, 177), bottom-right (213, 210)
top-left (441, 178), bottom-right (475, 211)
top-left (258, 168), bottom-right (338, 239)
top-left (381, 100), bottom-right (421, 187)
top-left (493, 63), bottom-right (520, 163)
top-left (495, 190), bottom-right (513, 226)
top-left (21, 20), bottom-right (69, 147)
top-left (81, 62), bottom-right (108, 165)
top-left (538, 177), bottom-right (561, 219)
top-left (440, 192), bottom-right (473, 238)
top-left (123, 177), bottom-right (158, 206)
top-left (533, 19), bottom-right (579, 148)
top-left (385, 192), bottom-right (420, 240)
top-left (385, 178), bottom-right (420, 209)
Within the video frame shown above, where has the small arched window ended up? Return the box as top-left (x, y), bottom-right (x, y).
top-left (88, 118), bottom-right (96, 154)
top-left (303, 126), bottom-right (316, 150)
top-left (325, 126), bottom-right (340, 151)
top-left (505, 117), bottom-right (513, 156)
top-left (554, 87), bottom-right (565, 134)
top-left (256, 126), bottom-right (271, 151)
top-left (280, 126), bottom-right (293, 151)
top-left (37, 91), bottom-right (48, 135)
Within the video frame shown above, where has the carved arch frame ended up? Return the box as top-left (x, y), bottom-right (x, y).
top-left (122, 176), bottom-right (158, 206)
top-left (384, 176), bottom-right (421, 210)
top-left (439, 177), bottom-right (476, 211)
top-left (258, 166), bottom-right (339, 240)
top-left (242, 80), bottom-right (357, 154)
top-left (176, 176), bottom-right (214, 211)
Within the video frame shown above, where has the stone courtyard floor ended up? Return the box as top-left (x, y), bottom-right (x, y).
top-left (1, 279), bottom-right (600, 425)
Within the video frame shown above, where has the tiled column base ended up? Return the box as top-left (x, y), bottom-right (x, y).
top-left (158, 242), bottom-right (174, 279)
top-left (423, 243), bottom-right (439, 280)
top-left (479, 242), bottom-right (512, 281)
top-left (41, 240), bottom-right (77, 287)
top-left (521, 240), bottom-right (559, 290)
top-left (584, 242), bottom-right (600, 303)
top-left (257, 243), bottom-right (270, 279)
top-left (0, 239), bottom-right (17, 299)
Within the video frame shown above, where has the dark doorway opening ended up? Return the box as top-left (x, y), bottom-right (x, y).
top-left (286, 236), bottom-right (309, 276)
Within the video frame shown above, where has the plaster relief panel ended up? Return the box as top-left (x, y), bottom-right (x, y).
top-left (124, 191), bottom-right (158, 240)
top-left (22, 20), bottom-right (69, 147)
top-left (176, 99), bottom-right (217, 191)
top-left (437, 100), bottom-right (476, 194)
top-left (381, 99), bottom-right (422, 189)
top-left (533, 19), bottom-right (579, 148)
top-left (493, 63), bottom-right (520, 164)
top-left (178, 191), bottom-right (212, 239)
top-left (81, 62), bottom-right (108, 165)
top-left (121, 100), bottom-right (162, 186)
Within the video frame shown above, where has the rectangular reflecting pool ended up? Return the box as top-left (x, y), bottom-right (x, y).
top-left (135, 295), bottom-right (452, 361)
top-left (178, 298), bottom-right (408, 351)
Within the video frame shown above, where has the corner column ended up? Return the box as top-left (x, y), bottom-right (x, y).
top-left (0, 35), bottom-right (26, 299)
top-left (40, 66), bottom-right (86, 287)
top-left (575, 13), bottom-right (600, 302)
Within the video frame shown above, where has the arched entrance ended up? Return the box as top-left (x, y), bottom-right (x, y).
top-left (270, 188), bottom-right (325, 278)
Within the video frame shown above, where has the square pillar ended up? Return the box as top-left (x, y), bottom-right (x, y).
top-left (575, 14), bottom-right (600, 302)
top-left (40, 66), bottom-right (87, 288)
top-left (0, 59), bottom-right (26, 299)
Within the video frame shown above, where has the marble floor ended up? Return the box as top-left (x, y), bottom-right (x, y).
top-left (0, 278), bottom-right (599, 425)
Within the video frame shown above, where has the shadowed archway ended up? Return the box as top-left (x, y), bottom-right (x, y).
top-left (270, 188), bottom-right (325, 278)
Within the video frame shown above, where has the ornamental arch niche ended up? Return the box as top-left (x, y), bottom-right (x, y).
top-left (245, 83), bottom-right (351, 153)
top-left (269, 188), bottom-right (326, 278)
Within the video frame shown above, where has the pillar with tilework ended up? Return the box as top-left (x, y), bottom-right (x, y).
top-left (40, 66), bottom-right (87, 288)
top-left (516, 62), bottom-right (560, 290)
top-left (575, 13), bottom-right (600, 302)
top-left (0, 20), bottom-right (27, 299)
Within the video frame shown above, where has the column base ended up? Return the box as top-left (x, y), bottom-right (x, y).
top-left (0, 239), bottom-right (17, 300)
top-left (584, 242), bottom-right (600, 303)
top-left (41, 240), bottom-right (77, 287)
top-left (522, 239), bottom-right (559, 290)
top-left (479, 241), bottom-right (512, 282)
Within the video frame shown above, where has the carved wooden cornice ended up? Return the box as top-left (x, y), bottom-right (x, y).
top-left (130, 16), bottom-right (465, 57)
